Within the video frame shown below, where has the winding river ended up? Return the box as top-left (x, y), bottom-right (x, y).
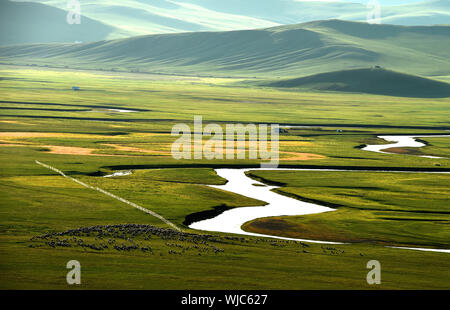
top-left (190, 168), bottom-right (340, 244)
top-left (188, 134), bottom-right (450, 252)
top-left (363, 135), bottom-right (450, 158)
top-left (105, 134), bottom-right (449, 252)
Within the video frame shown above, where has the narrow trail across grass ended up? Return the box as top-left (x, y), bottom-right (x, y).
top-left (34, 160), bottom-right (182, 232)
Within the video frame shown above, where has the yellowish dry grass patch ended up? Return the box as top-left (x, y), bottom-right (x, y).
top-left (280, 151), bottom-right (326, 161)
top-left (0, 132), bottom-right (112, 139)
top-left (45, 145), bottom-right (130, 157)
top-left (0, 120), bottom-right (32, 125)
top-left (102, 143), bottom-right (171, 155)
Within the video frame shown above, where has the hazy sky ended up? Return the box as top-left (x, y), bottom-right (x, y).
top-left (305, 0), bottom-right (427, 4)
top-left (355, 0), bottom-right (425, 4)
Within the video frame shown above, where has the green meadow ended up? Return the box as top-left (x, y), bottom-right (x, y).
top-left (0, 65), bottom-right (449, 289)
top-left (244, 170), bottom-right (450, 248)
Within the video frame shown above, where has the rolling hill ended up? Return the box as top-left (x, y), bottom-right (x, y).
top-left (1, 20), bottom-right (449, 79)
top-left (181, 0), bottom-right (450, 26)
top-left (18, 0), bottom-right (279, 38)
top-left (4, 0), bottom-right (449, 45)
top-left (259, 68), bottom-right (450, 97)
top-left (0, 0), bottom-right (121, 44)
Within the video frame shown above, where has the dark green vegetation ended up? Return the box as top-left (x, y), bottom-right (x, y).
top-left (0, 65), bottom-right (449, 289)
top-left (2, 20), bottom-right (450, 79)
top-left (260, 68), bottom-right (450, 98)
top-left (244, 171), bottom-right (450, 248)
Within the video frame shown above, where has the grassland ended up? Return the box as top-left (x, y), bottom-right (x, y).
top-left (408, 137), bottom-right (450, 158)
top-left (0, 65), bottom-right (449, 289)
top-left (244, 170), bottom-right (450, 248)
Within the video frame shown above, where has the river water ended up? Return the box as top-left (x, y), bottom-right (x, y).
top-left (188, 135), bottom-right (450, 252)
top-left (190, 168), bottom-right (340, 244)
top-left (363, 135), bottom-right (450, 158)
top-left (104, 134), bottom-right (450, 252)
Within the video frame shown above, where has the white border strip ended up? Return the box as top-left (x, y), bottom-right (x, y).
top-left (35, 160), bottom-right (181, 232)
top-left (388, 246), bottom-right (450, 254)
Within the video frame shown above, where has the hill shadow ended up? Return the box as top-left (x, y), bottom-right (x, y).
top-left (261, 67), bottom-right (450, 98)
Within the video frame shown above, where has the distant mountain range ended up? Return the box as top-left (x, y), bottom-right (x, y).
top-left (1, 0), bottom-right (449, 44)
top-left (1, 20), bottom-right (449, 80)
top-left (0, 0), bottom-right (119, 44)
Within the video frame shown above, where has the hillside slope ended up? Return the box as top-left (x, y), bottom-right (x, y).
top-left (1, 20), bottom-right (449, 78)
top-left (0, 0), bottom-right (120, 44)
top-left (260, 68), bottom-right (450, 97)
top-left (25, 0), bottom-right (279, 37)
top-left (15, 0), bottom-right (450, 41)
top-left (182, 0), bottom-right (450, 25)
